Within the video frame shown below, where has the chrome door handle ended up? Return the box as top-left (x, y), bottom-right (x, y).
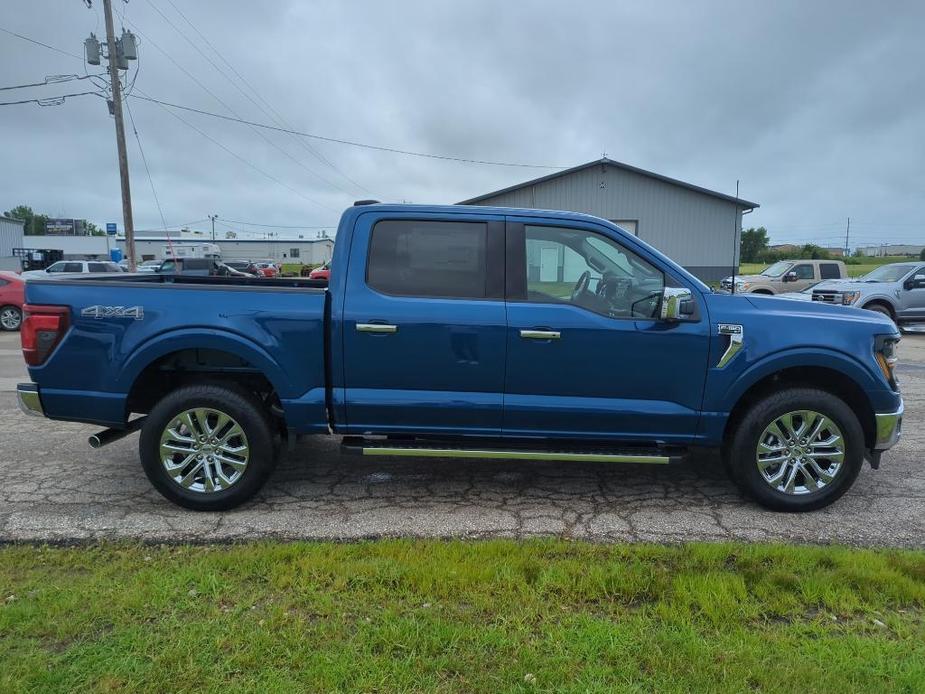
top-left (520, 329), bottom-right (560, 340)
top-left (356, 323), bottom-right (398, 334)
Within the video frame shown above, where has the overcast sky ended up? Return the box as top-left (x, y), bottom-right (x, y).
top-left (1, 0), bottom-right (922, 246)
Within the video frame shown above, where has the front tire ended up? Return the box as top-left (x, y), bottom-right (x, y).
top-left (139, 383), bottom-right (277, 511)
top-left (863, 302), bottom-right (894, 322)
top-left (0, 305), bottom-right (22, 331)
top-left (726, 388), bottom-right (865, 511)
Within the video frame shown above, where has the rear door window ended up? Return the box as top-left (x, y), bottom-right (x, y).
top-left (367, 220), bottom-right (489, 298)
top-left (88, 263), bottom-right (109, 273)
top-left (820, 263), bottom-right (841, 279)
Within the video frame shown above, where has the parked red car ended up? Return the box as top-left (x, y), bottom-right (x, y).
top-left (252, 262), bottom-right (280, 278)
top-left (0, 271), bottom-right (25, 331)
top-left (308, 262), bottom-right (331, 281)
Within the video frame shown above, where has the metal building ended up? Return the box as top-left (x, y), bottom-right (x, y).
top-left (0, 215), bottom-right (25, 269)
top-left (459, 158), bottom-right (759, 280)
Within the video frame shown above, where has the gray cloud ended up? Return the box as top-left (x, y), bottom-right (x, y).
top-left (1, 0), bottom-right (922, 246)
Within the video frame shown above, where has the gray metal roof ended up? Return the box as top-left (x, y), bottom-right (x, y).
top-left (458, 157), bottom-right (759, 210)
top-left (0, 215), bottom-right (26, 225)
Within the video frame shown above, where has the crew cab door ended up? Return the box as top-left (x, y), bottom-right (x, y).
top-left (898, 266), bottom-right (925, 319)
top-left (787, 263), bottom-right (817, 291)
top-left (502, 218), bottom-right (710, 443)
top-left (340, 213), bottom-right (507, 435)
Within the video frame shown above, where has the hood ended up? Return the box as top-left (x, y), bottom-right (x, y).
top-left (813, 279), bottom-right (893, 292)
top-left (743, 293), bottom-right (895, 327)
top-left (721, 273), bottom-right (773, 286)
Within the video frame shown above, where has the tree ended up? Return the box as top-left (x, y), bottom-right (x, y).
top-left (740, 227), bottom-right (769, 263)
top-left (919, 248), bottom-right (925, 261)
top-left (799, 244), bottom-right (830, 260)
top-left (3, 204), bottom-right (48, 236)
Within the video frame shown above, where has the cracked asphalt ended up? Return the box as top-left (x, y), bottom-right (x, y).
top-left (1, 331), bottom-right (923, 546)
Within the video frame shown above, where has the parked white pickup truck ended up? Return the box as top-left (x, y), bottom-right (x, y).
top-left (721, 259), bottom-right (847, 294)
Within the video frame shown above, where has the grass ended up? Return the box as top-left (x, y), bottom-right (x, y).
top-left (740, 255), bottom-right (917, 279)
top-left (2, 541), bottom-right (925, 692)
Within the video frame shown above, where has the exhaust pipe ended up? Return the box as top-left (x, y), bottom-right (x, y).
top-left (88, 416), bottom-right (147, 449)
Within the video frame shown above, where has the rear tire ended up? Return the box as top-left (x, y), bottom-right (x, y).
top-left (726, 388), bottom-right (865, 511)
top-left (139, 383), bottom-right (278, 511)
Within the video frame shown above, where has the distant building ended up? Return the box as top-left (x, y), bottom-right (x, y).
top-left (769, 244), bottom-right (800, 254)
top-left (822, 247), bottom-right (846, 257)
top-left (459, 157), bottom-right (759, 281)
top-left (856, 244), bottom-right (924, 257)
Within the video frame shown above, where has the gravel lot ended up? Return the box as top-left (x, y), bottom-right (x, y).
top-left (0, 330), bottom-right (923, 546)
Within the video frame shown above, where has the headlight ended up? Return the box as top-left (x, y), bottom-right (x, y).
top-left (735, 281), bottom-right (750, 290)
top-left (875, 334), bottom-right (900, 389)
top-left (838, 291), bottom-right (861, 305)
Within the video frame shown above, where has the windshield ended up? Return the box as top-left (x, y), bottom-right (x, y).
top-left (761, 261), bottom-right (793, 278)
top-left (861, 263), bottom-right (918, 283)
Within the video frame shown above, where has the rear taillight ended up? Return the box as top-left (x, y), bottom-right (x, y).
top-left (21, 304), bottom-right (70, 366)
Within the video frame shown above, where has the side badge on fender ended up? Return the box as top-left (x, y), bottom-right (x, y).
top-left (716, 323), bottom-right (744, 368)
top-left (81, 305), bottom-right (144, 320)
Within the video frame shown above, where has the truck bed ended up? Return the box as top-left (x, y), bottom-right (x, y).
top-left (27, 272), bottom-right (329, 290)
top-left (24, 272), bottom-right (330, 430)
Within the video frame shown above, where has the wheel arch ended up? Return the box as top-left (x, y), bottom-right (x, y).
top-left (723, 364), bottom-right (877, 450)
top-left (861, 298), bottom-right (897, 319)
top-left (118, 329), bottom-right (292, 423)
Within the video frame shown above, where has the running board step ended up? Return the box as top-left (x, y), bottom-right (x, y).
top-left (341, 438), bottom-right (683, 464)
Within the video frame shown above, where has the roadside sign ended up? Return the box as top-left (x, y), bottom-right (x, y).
top-left (106, 223), bottom-right (117, 235)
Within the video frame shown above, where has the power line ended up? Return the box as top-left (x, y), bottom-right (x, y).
top-left (124, 17), bottom-right (359, 199)
top-left (146, 0), bottom-right (372, 196)
top-left (125, 98), bottom-right (169, 231)
top-left (134, 87), bottom-right (338, 213)
top-left (220, 218), bottom-right (337, 229)
top-left (0, 73), bottom-right (103, 91)
top-left (128, 94), bottom-right (567, 169)
top-left (0, 26), bottom-right (83, 60)
top-left (0, 91), bottom-right (101, 107)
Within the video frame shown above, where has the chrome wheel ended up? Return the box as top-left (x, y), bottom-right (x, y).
top-left (159, 408), bottom-right (249, 493)
top-left (0, 306), bottom-right (21, 330)
top-left (756, 410), bottom-right (845, 495)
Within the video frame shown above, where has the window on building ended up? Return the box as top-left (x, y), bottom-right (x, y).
top-left (609, 220), bottom-right (638, 236)
top-left (523, 225), bottom-right (664, 319)
top-left (367, 220), bottom-right (488, 298)
top-left (289, 248), bottom-right (300, 258)
top-left (820, 263), bottom-right (841, 279)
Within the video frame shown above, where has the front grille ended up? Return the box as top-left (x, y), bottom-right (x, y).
top-left (812, 291), bottom-right (838, 303)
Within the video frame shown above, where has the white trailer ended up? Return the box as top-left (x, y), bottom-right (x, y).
top-left (162, 242), bottom-right (221, 260)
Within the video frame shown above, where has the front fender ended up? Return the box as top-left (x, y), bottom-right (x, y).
top-left (858, 292), bottom-right (899, 309)
top-left (710, 346), bottom-right (893, 414)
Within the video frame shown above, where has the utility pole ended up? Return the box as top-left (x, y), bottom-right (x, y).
top-left (844, 217), bottom-right (850, 257)
top-left (209, 214), bottom-right (218, 242)
top-left (730, 179), bottom-right (740, 294)
top-left (101, 0), bottom-right (136, 270)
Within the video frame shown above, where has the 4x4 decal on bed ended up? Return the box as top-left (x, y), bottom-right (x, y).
top-left (80, 305), bottom-right (144, 320)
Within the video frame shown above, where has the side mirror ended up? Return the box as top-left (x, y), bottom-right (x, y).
top-left (660, 287), bottom-right (695, 321)
top-left (783, 271), bottom-right (797, 282)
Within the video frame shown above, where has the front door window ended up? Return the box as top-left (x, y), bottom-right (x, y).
top-left (524, 225), bottom-right (665, 319)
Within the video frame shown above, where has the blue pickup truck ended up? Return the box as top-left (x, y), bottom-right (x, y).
top-left (17, 203), bottom-right (903, 512)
